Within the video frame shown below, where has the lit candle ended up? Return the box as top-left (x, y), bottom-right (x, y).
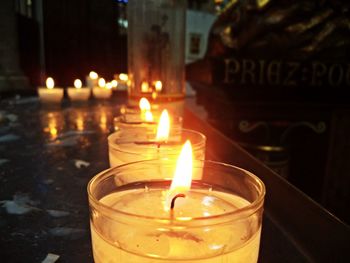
top-left (67, 79), bottom-right (91, 101)
top-left (88, 143), bottom-right (265, 263)
top-left (154, 80), bottom-right (162, 92)
top-left (86, 71), bottom-right (99, 89)
top-left (114, 98), bottom-right (156, 132)
top-left (114, 98), bottom-right (184, 133)
top-left (108, 110), bottom-right (204, 167)
top-left (38, 77), bottom-right (64, 103)
top-left (116, 73), bottom-right (128, 91)
top-left (92, 78), bottom-right (113, 99)
top-left (139, 97), bottom-right (153, 122)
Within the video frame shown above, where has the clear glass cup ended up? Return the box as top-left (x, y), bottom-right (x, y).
top-left (113, 113), bottom-right (183, 132)
top-left (88, 159), bottom-right (265, 263)
top-left (127, 0), bottom-right (186, 116)
top-left (108, 128), bottom-right (206, 167)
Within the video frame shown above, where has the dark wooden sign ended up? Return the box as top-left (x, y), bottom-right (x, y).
top-left (187, 0), bottom-right (350, 99)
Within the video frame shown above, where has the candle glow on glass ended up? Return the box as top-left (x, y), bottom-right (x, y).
top-left (141, 82), bottom-right (150, 93)
top-left (144, 111), bottom-right (153, 122)
top-left (74, 79), bottom-right (82, 89)
top-left (46, 77), bottom-right (54, 89)
top-left (155, 80), bottom-right (162, 92)
top-left (156, 110), bottom-right (170, 142)
top-left (139, 97), bottom-right (153, 122)
top-left (89, 71), bottom-right (98, 80)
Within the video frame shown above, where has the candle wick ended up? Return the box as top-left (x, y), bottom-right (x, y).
top-left (170, 193), bottom-right (186, 210)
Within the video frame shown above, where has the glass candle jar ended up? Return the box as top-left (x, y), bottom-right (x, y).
top-left (88, 159), bottom-right (265, 263)
top-left (108, 128), bottom-right (205, 167)
top-left (127, 0), bottom-right (186, 115)
top-left (113, 113), bottom-right (183, 132)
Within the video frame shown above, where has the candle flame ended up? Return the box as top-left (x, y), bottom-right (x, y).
top-left (74, 79), bottom-right (82, 89)
top-left (119, 73), bottom-right (128, 81)
top-left (89, 71), bottom-right (98, 79)
top-left (46, 77), bottom-right (54, 89)
top-left (98, 78), bottom-right (106, 88)
top-left (141, 82), bottom-right (149, 93)
top-left (170, 141), bottom-right (193, 192)
top-left (156, 110), bottom-right (170, 141)
top-left (155, 80), bottom-right (162, 91)
top-left (139, 97), bottom-right (151, 111)
top-left (164, 140), bottom-right (193, 211)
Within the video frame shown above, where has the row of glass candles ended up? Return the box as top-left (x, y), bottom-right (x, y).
top-left (37, 71), bottom-right (129, 103)
top-left (89, 97), bottom-right (266, 262)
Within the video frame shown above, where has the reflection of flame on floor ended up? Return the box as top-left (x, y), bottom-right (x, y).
top-left (99, 113), bottom-right (108, 132)
top-left (44, 120), bottom-right (58, 139)
top-left (74, 111), bottom-right (85, 131)
top-left (76, 116), bottom-right (84, 131)
top-left (49, 126), bottom-right (58, 138)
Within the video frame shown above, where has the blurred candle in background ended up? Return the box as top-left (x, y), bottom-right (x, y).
top-left (86, 71), bottom-right (99, 89)
top-left (67, 79), bottom-right (91, 101)
top-left (38, 77), bottom-right (64, 103)
top-left (92, 78), bottom-right (112, 99)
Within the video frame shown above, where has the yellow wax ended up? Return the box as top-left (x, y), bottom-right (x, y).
top-left (67, 87), bottom-right (91, 101)
top-left (38, 87), bottom-right (64, 103)
top-left (92, 87), bottom-right (112, 99)
top-left (90, 189), bottom-right (261, 263)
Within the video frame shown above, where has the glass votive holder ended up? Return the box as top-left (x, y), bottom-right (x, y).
top-left (88, 159), bottom-right (265, 263)
top-left (108, 128), bottom-right (206, 167)
top-left (113, 112), bottom-right (183, 132)
top-left (127, 0), bottom-right (186, 116)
